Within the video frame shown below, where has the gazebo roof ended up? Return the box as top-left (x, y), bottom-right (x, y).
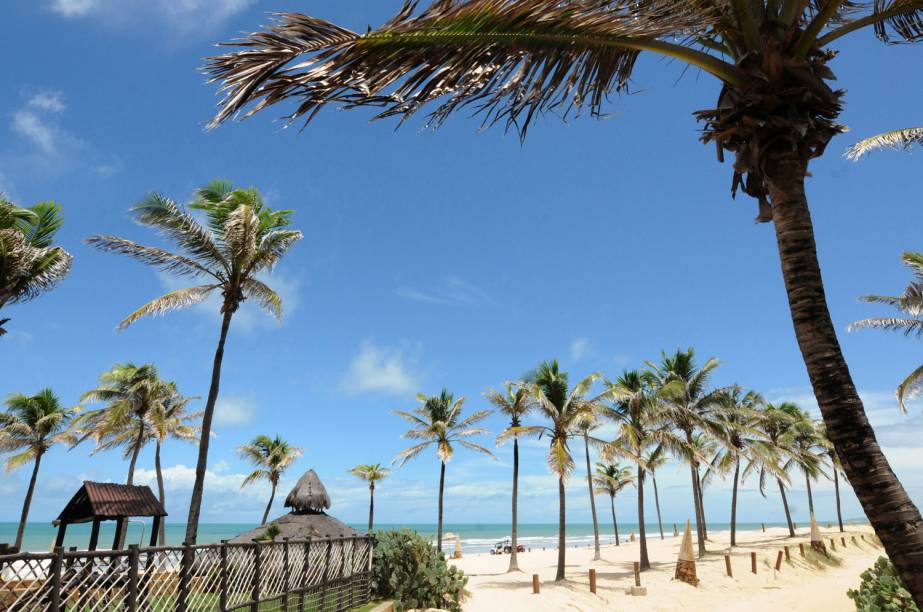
top-left (284, 469), bottom-right (331, 514)
top-left (55, 481), bottom-right (167, 525)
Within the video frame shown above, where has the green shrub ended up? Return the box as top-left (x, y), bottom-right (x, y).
top-left (371, 529), bottom-right (467, 612)
top-left (848, 557), bottom-right (919, 612)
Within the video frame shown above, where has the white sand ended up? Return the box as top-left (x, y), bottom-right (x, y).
top-left (450, 525), bottom-right (880, 611)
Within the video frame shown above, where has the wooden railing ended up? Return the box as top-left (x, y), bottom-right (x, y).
top-left (0, 534), bottom-right (374, 611)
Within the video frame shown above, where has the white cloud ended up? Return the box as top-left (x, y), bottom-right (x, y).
top-left (570, 337), bottom-right (590, 361)
top-left (48, 0), bottom-right (256, 34)
top-left (397, 276), bottom-right (489, 306)
top-left (214, 395), bottom-right (257, 427)
top-left (342, 340), bottom-right (421, 395)
top-left (28, 91), bottom-right (66, 113)
top-left (11, 92), bottom-right (67, 155)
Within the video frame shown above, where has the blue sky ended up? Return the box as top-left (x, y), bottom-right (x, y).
top-left (1, 0), bottom-right (922, 531)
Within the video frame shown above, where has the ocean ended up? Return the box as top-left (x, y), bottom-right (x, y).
top-left (0, 521), bottom-right (801, 555)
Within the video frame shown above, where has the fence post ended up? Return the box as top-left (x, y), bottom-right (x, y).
top-left (347, 537), bottom-right (355, 609)
top-left (532, 574), bottom-right (540, 594)
top-left (339, 535), bottom-right (348, 610)
top-left (178, 542), bottom-right (193, 612)
top-left (127, 545), bottom-right (139, 611)
top-left (219, 540), bottom-right (229, 611)
top-left (300, 539), bottom-right (311, 612)
top-left (724, 554), bottom-right (733, 577)
top-left (589, 568), bottom-right (597, 594)
top-left (282, 538), bottom-right (290, 612)
top-left (251, 541), bottom-right (262, 612)
top-left (775, 550), bottom-right (783, 571)
top-left (320, 539), bottom-right (333, 610)
top-left (751, 552), bottom-right (757, 574)
top-left (799, 542), bottom-right (805, 556)
top-left (784, 546), bottom-right (790, 562)
top-left (49, 546), bottom-right (64, 611)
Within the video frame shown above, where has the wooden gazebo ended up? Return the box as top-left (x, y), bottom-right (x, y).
top-left (53, 481), bottom-right (167, 550)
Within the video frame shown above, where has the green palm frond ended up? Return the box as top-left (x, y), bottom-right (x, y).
top-left (1, 388), bottom-right (76, 467)
top-left (238, 434), bottom-right (302, 489)
top-left (896, 363), bottom-right (923, 413)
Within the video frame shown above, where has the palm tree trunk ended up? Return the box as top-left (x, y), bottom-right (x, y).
top-left (508, 438), bottom-right (520, 572)
top-left (555, 474), bottom-right (566, 581)
top-left (437, 460), bottom-right (445, 554)
top-left (694, 468), bottom-right (708, 540)
top-left (766, 154), bottom-right (923, 603)
top-left (610, 494), bottom-right (619, 546)
top-left (834, 468), bottom-right (844, 533)
top-left (126, 418), bottom-right (145, 485)
top-left (777, 477), bottom-right (796, 537)
top-left (185, 308), bottom-right (234, 545)
top-left (155, 441), bottom-right (166, 546)
top-left (368, 483), bottom-right (375, 532)
top-left (652, 473), bottom-right (664, 540)
top-left (261, 482), bottom-right (276, 525)
top-left (583, 432), bottom-right (601, 561)
top-left (805, 473), bottom-right (815, 518)
top-left (687, 446), bottom-right (706, 556)
top-left (731, 458), bottom-right (740, 547)
top-left (14, 451), bottom-right (42, 550)
top-left (638, 464), bottom-right (650, 570)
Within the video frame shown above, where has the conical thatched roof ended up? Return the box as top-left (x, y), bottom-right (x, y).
top-left (285, 469), bottom-right (331, 514)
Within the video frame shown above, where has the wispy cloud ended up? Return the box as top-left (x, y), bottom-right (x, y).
top-left (11, 91), bottom-right (67, 155)
top-left (342, 340), bottom-right (421, 396)
top-left (397, 276), bottom-right (489, 306)
top-left (569, 337), bottom-right (590, 361)
top-left (48, 0), bottom-right (256, 35)
top-left (214, 395), bottom-right (257, 427)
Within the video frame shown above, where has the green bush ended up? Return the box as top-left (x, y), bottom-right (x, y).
top-left (371, 529), bottom-right (467, 612)
top-left (848, 557), bottom-right (919, 612)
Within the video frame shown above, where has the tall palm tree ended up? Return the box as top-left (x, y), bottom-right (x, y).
top-left (708, 386), bottom-right (776, 546)
top-left (0, 197), bottom-right (72, 337)
top-left (500, 360), bottom-right (607, 581)
top-left (788, 413), bottom-right (826, 518)
top-left (816, 422), bottom-right (847, 533)
top-left (642, 445), bottom-right (667, 540)
top-left (349, 463), bottom-right (390, 531)
top-left (575, 411), bottom-right (603, 561)
top-left (76, 363), bottom-right (162, 485)
top-left (850, 251), bottom-right (923, 413)
top-left (393, 389), bottom-right (493, 553)
top-left (205, 4), bottom-right (923, 599)
top-left (145, 384), bottom-right (199, 545)
top-left (486, 381), bottom-right (531, 572)
top-left (758, 402), bottom-right (799, 537)
top-left (0, 389), bottom-right (77, 549)
top-left (87, 180), bottom-right (302, 544)
top-left (239, 435), bottom-right (302, 525)
top-left (593, 462), bottom-right (634, 547)
top-left (848, 127), bottom-right (923, 159)
top-left (647, 348), bottom-right (720, 555)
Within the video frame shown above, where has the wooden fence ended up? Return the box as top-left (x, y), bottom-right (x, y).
top-left (0, 534), bottom-right (373, 611)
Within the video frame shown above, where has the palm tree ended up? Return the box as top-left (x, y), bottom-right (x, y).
top-left (486, 381), bottom-right (531, 572)
top-left (393, 389), bottom-right (493, 553)
top-left (500, 360), bottom-right (607, 581)
top-left (0, 389), bottom-right (77, 549)
top-left (593, 462), bottom-right (634, 547)
top-left (349, 463), bottom-right (390, 531)
top-left (848, 127), bottom-right (923, 159)
top-left (647, 348), bottom-right (720, 555)
top-left (708, 386), bottom-right (776, 546)
top-left (850, 251), bottom-right (923, 413)
top-left (642, 446), bottom-right (667, 540)
top-left (788, 413), bottom-right (826, 518)
top-left (758, 402), bottom-right (799, 537)
top-left (76, 363), bottom-right (162, 485)
top-left (816, 422), bottom-right (847, 533)
top-left (205, 4), bottom-right (923, 599)
top-left (575, 411), bottom-right (603, 560)
top-left (145, 384), bottom-right (199, 545)
top-left (239, 435), bottom-right (302, 525)
top-left (0, 197), bottom-right (72, 337)
top-left (87, 180), bottom-right (302, 544)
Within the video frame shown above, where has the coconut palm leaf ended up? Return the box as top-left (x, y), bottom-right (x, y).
top-left (847, 126), bottom-right (923, 159)
top-left (117, 285), bottom-right (221, 330)
top-left (85, 236), bottom-right (220, 279)
top-left (242, 279), bottom-right (283, 319)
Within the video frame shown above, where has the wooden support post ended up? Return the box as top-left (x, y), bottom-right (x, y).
top-left (178, 542), bottom-right (193, 612)
top-left (299, 539), bottom-right (311, 611)
top-left (251, 542), bottom-right (262, 612)
top-left (319, 539), bottom-right (332, 610)
top-left (784, 546), bottom-right (790, 562)
top-left (149, 517), bottom-right (160, 547)
top-left (339, 536), bottom-right (348, 610)
top-left (725, 554), bottom-right (733, 577)
top-left (852, 536), bottom-right (857, 546)
top-left (751, 552), bottom-right (757, 574)
top-left (54, 523), bottom-right (67, 549)
top-left (348, 537), bottom-right (355, 609)
top-left (799, 543), bottom-right (805, 556)
top-left (633, 561), bottom-right (641, 587)
top-left (532, 574), bottom-right (540, 594)
top-left (111, 518), bottom-right (126, 551)
top-left (589, 568), bottom-right (597, 594)
top-left (761, 523), bottom-right (765, 533)
top-left (127, 545), bottom-right (139, 611)
top-left (841, 537), bottom-right (846, 548)
top-left (219, 540), bottom-right (229, 611)
top-left (50, 546), bottom-right (63, 612)
top-left (282, 538), bottom-right (290, 612)
top-left (830, 538), bottom-right (836, 552)
top-left (775, 550), bottom-right (783, 571)
top-left (88, 519), bottom-right (101, 551)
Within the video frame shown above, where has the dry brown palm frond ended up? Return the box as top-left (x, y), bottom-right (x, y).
top-left (205, 0), bottom-right (730, 138)
top-left (117, 285), bottom-right (221, 330)
top-left (85, 235), bottom-right (221, 280)
top-left (242, 278), bottom-right (283, 319)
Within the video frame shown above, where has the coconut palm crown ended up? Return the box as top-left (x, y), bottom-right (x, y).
top-left (350, 463), bottom-right (391, 531)
top-left (204, 1), bottom-right (923, 600)
top-left (0, 197), bottom-right (72, 337)
top-left (239, 434), bottom-right (303, 525)
top-left (87, 180), bottom-right (302, 544)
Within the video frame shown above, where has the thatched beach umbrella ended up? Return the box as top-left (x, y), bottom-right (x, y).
top-left (810, 513), bottom-right (825, 554)
top-left (674, 520), bottom-right (699, 586)
top-left (285, 469), bottom-right (331, 513)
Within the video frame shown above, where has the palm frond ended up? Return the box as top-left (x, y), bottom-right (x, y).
top-left (130, 194), bottom-right (227, 269)
top-left (241, 278), bottom-right (283, 319)
top-left (117, 285), bottom-right (220, 330)
top-left (847, 126), bottom-right (923, 159)
top-left (848, 316), bottom-right (923, 336)
top-left (85, 235), bottom-right (221, 280)
top-left (896, 362), bottom-right (923, 413)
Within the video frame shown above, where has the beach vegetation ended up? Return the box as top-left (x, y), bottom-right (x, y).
top-left (849, 557), bottom-right (920, 612)
top-left (238, 434), bottom-right (302, 525)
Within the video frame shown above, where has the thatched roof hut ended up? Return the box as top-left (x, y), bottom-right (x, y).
top-left (229, 469), bottom-right (360, 543)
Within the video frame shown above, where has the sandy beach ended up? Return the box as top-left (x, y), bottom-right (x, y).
top-left (450, 525), bottom-right (879, 611)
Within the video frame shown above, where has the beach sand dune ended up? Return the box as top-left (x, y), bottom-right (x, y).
top-left (450, 525), bottom-right (878, 611)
